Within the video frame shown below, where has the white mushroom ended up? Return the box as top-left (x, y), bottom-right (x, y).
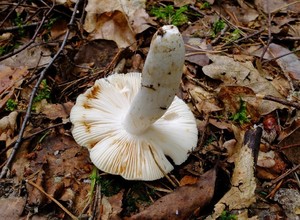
top-left (70, 25), bottom-right (198, 181)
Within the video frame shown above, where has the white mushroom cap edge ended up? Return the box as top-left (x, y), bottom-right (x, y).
top-left (70, 25), bottom-right (198, 181)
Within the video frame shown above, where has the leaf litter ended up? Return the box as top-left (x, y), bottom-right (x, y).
top-left (0, 0), bottom-right (300, 219)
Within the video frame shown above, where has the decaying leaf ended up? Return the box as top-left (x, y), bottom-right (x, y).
top-left (101, 190), bottom-right (124, 220)
top-left (26, 133), bottom-right (93, 214)
top-left (128, 168), bottom-right (216, 220)
top-left (1, 45), bottom-right (52, 69)
top-left (84, 0), bottom-right (152, 48)
top-left (266, 43), bottom-right (300, 81)
top-left (207, 128), bottom-right (261, 219)
top-left (279, 123), bottom-right (300, 165)
top-left (218, 86), bottom-right (261, 122)
top-left (202, 54), bottom-right (286, 114)
top-left (190, 86), bottom-right (223, 114)
top-left (38, 102), bottom-right (73, 120)
top-left (74, 40), bottom-right (119, 69)
top-left (0, 65), bottom-right (28, 109)
top-left (254, 0), bottom-right (300, 13)
top-left (224, 4), bottom-right (259, 24)
top-left (184, 36), bottom-right (210, 67)
top-left (0, 197), bottom-right (26, 219)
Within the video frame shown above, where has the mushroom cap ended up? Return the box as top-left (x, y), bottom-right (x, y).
top-left (70, 72), bottom-right (198, 180)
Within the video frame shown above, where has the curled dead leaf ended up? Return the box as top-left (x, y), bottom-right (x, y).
top-left (128, 168), bottom-right (216, 220)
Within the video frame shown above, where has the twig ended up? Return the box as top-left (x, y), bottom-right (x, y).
top-left (0, 122), bottom-right (65, 160)
top-left (0, 22), bottom-right (43, 33)
top-left (26, 179), bottom-right (78, 220)
top-left (221, 28), bottom-right (264, 48)
top-left (259, 4), bottom-right (273, 63)
top-left (0, 5), bottom-right (54, 62)
top-left (258, 94), bottom-right (300, 109)
top-left (0, 0), bottom-right (82, 178)
top-left (0, 0), bottom-right (25, 28)
top-left (264, 164), bottom-right (300, 188)
top-left (262, 48), bottom-right (300, 64)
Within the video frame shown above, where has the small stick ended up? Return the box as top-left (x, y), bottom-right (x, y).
top-left (258, 94), bottom-right (300, 109)
top-left (26, 179), bottom-right (78, 220)
top-left (0, 5), bottom-right (54, 62)
top-left (0, 0), bottom-right (82, 178)
top-left (264, 164), bottom-right (300, 188)
top-left (0, 0), bottom-right (24, 28)
top-left (259, 4), bottom-right (273, 63)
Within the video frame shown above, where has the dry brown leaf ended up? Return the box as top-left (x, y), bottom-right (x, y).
top-left (224, 4), bottom-right (259, 24)
top-left (250, 43), bottom-right (300, 82)
top-left (0, 197), bottom-right (26, 219)
top-left (74, 40), bottom-right (119, 69)
top-left (184, 36), bottom-right (210, 67)
top-left (101, 191), bottom-right (124, 220)
top-left (218, 86), bottom-right (261, 122)
top-left (84, 0), bottom-right (152, 48)
top-left (26, 133), bottom-right (93, 214)
top-left (202, 54), bottom-right (285, 114)
top-left (179, 175), bottom-right (199, 186)
top-left (27, 170), bottom-right (47, 206)
top-left (268, 44), bottom-right (300, 81)
top-left (255, 0), bottom-right (300, 13)
top-left (50, 19), bottom-right (68, 40)
top-left (190, 86), bottom-right (222, 114)
top-left (39, 102), bottom-right (73, 120)
top-left (85, 11), bottom-right (136, 48)
top-left (128, 168), bottom-right (216, 220)
top-left (0, 65), bottom-right (28, 109)
top-left (279, 123), bottom-right (300, 165)
top-left (0, 45), bottom-right (52, 68)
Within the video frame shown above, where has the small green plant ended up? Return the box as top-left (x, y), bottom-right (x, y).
top-left (229, 98), bottom-right (250, 125)
top-left (219, 210), bottom-right (237, 220)
top-left (42, 17), bottom-right (59, 41)
top-left (229, 29), bottom-right (241, 41)
top-left (90, 170), bottom-right (121, 197)
top-left (211, 19), bottom-right (226, 37)
top-left (205, 135), bottom-right (216, 146)
top-left (5, 99), bottom-right (18, 111)
top-left (13, 13), bottom-right (25, 36)
top-left (200, 1), bottom-right (211, 9)
top-left (34, 79), bottom-right (51, 103)
top-left (150, 5), bottom-right (188, 26)
top-left (32, 79), bottom-right (51, 111)
top-left (44, 17), bottom-right (58, 31)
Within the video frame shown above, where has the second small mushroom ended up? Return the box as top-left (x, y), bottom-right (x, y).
top-left (70, 25), bottom-right (198, 181)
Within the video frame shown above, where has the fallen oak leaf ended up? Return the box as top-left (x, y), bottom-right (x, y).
top-left (202, 54), bottom-right (286, 114)
top-left (127, 168), bottom-right (216, 220)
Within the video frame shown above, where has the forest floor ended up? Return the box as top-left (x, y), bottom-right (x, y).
top-left (0, 0), bottom-right (300, 219)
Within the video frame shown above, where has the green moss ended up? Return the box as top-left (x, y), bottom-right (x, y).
top-left (5, 99), bottom-right (18, 111)
top-left (211, 19), bottom-right (226, 37)
top-left (229, 98), bottom-right (250, 125)
top-left (219, 211), bottom-right (237, 220)
top-left (150, 5), bottom-right (188, 26)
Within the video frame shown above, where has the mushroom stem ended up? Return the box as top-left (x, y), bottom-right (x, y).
top-left (123, 25), bottom-right (185, 135)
